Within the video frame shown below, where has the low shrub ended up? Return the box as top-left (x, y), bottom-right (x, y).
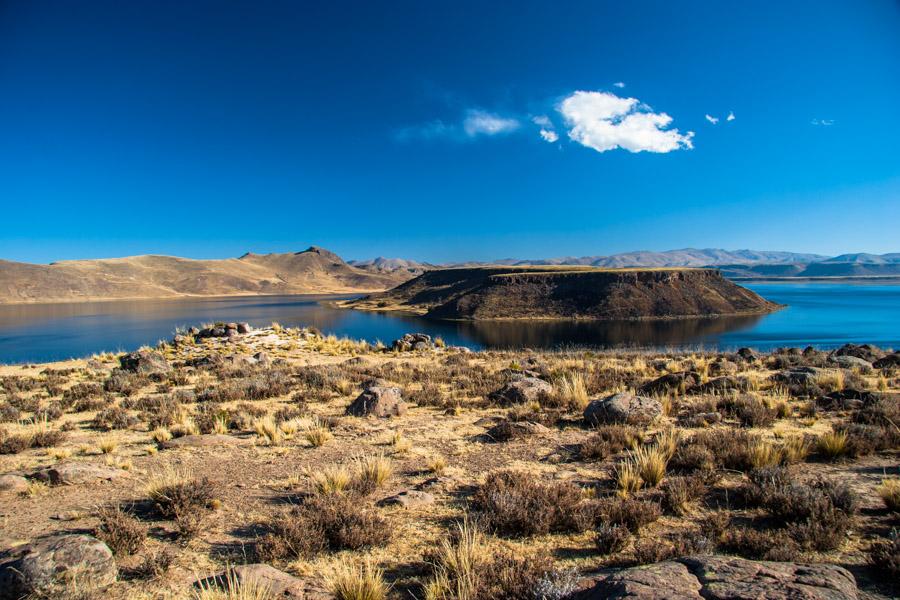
top-left (722, 394), bottom-right (777, 428)
top-left (94, 505), bottom-right (146, 555)
top-left (92, 406), bottom-right (138, 430)
top-left (597, 497), bottom-right (661, 534)
top-left (580, 425), bottom-right (642, 461)
top-left (661, 474), bottom-right (708, 515)
top-left (472, 470), bottom-right (592, 537)
top-left (595, 523), bottom-right (630, 554)
top-left (869, 529), bottom-right (900, 578)
top-left (719, 527), bottom-right (801, 561)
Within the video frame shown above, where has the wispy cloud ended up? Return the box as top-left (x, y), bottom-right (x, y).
top-left (726, 111), bottom-right (735, 122)
top-left (532, 115), bottom-right (553, 128)
top-left (705, 114), bottom-right (719, 124)
top-left (613, 82), bottom-right (626, 88)
top-left (462, 110), bottom-right (519, 137)
top-left (811, 118), bottom-right (834, 126)
top-left (558, 90), bottom-right (693, 154)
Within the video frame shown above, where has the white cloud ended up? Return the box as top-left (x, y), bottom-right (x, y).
top-left (811, 118), bottom-right (834, 126)
top-left (532, 115), bottom-right (552, 128)
top-left (539, 129), bottom-right (559, 143)
top-left (557, 91), bottom-right (693, 154)
top-left (705, 114), bottom-right (719, 124)
top-left (463, 110), bottom-right (519, 137)
top-left (613, 82), bottom-right (626, 88)
top-left (726, 111), bottom-right (735, 122)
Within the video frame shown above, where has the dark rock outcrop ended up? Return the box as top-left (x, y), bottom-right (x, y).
top-left (873, 352), bottom-right (900, 369)
top-left (118, 349), bottom-right (171, 374)
top-left (488, 377), bottom-right (552, 405)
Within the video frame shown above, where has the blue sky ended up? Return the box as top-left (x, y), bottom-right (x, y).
top-left (1, 1), bottom-right (898, 264)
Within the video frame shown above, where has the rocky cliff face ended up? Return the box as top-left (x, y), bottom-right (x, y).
top-left (345, 267), bottom-right (780, 320)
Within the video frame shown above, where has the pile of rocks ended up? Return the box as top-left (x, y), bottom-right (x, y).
top-left (391, 332), bottom-right (433, 351)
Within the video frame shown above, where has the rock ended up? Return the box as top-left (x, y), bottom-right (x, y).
top-left (118, 349), bottom-right (171, 374)
top-left (448, 346), bottom-right (472, 353)
top-left (486, 419), bottom-right (550, 440)
top-left (0, 474), bottom-right (28, 494)
top-left (832, 343), bottom-right (884, 362)
top-left (160, 434), bottom-right (252, 449)
top-left (817, 389), bottom-right (890, 411)
top-left (639, 372), bottom-right (700, 395)
top-left (583, 392), bottom-right (661, 426)
top-left (488, 377), bottom-right (552, 406)
top-left (0, 534), bottom-right (116, 598)
top-left (391, 333), bottom-right (433, 351)
top-left (873, 352), bottom-right (900, 369)
top-left (772, 366), bottom-right (829, 386)
top-left (708, 360), bottom-right (738, 376)
top-left (828, 355), bottom-right (872, 370)
top-left (581, 555), bottom-right (858, 600)
top-left (736, 347), bottom-right (760, 362)
top-left (252, 351), bottom-right (271, 366)
top-left (198, 564), bottom-right (331, 600)
top-left (346, 385), bottom-right (407, 417)
top-left (237, 322), bottom-right (252, 334)
top-left (381, 490), bottom-right (435, 508)
top-left (31, 462), bottom-right (125, 485)
top-left (690, 376), bottom-right (751, 394)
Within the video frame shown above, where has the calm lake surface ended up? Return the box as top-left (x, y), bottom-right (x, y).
top-left (0, 283), bottom-right (898, 364)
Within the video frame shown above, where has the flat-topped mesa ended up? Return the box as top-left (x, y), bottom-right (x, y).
top-left (343, 266), bottom-right (781, 320)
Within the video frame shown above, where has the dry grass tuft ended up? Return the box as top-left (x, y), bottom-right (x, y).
top-left (328, 559), bottom-right (390, 600)
top-left (877, 478), bottom-right (900, 512)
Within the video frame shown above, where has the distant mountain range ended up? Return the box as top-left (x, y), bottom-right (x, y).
top-left (2, 246), bottom-right (898, 305)
top-left (351, 249), bottom-right (900, 279)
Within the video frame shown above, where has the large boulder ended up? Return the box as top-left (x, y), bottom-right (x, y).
top-left (488, 377), bottom-right (552, 406)
top-left (346, 385), bottom-right (406, 417)
top-left (828, 355), bottom-right (872, 370)
top-left (392, 333), bottom-right (433, 351)
top-left (583, 392), bottom-right (661, 426)
top-left (581, 555), bottom-right (857, 600)
top-left (0, 474), bottom-right (28, 494)
top-left (0, 534), bottom-right (116, 598)
top-left (736, 347), bottom-right (760, 362)
top-left (118, 349), bottom-right (171, 375)
top-left (640, 372), bottom-right (700, 395)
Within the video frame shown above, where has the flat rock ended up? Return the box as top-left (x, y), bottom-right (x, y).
top-left (488, 377), bottom-right (552, 405)
top-left (31, 462), bottom-right (125, 486)
top-left (199, 563), bottom-right (331, 599)
top-left (0, 474), bottom-right (28, 494)
top-left (583, 392), bottom-right (661, 426)
top-left (0, 534), bottom-right (116, 598)
top-left (580, 555), bottom-right (858, 600)
top-left (161, 434), bottom-right (252, 449)
top-left (828, 355), bottom-right (872, 370)
top-left (380, 490), bottom-right (436, 509)
top-left (346, 385), bottom-right (406, 417)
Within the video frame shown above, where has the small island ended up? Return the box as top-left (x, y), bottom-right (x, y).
top-left (342, 266), bottom-right (781, 320)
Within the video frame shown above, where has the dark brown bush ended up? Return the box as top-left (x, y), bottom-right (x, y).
top-left (472, 470), bottom-right (592, 537)
top-left (123, 549), bottom-right (174, 580)
top-left (580, 425), bottom-right (642, 461)
top-left (689, 429), bottom-right (756, 471)
top-left (257, 494), bottom-right (390, 560)
top-left (104, 371), bottom-right (147, 396)
top-left (661, 474), bottom-right (709, 515)
top-left (193, 404), bottom-right (230, 434)
top-left (152, 477), bottom-right (216, 519)
top-left (595, 523), bottom-right (630, 554)
top-left (62, 382), bottom-right (103, 405)
top-left (597, 497), bottom-right (661, 534)
top-left (30, 428), bottom-right (66, 448)
top-left (94, 505), bottom-right (146, 555)
top-left (670, 441), bottom-right (716, 473)
top-left (0, 433), bottom-right (31, 454)
top-left (0, 402), bottom-right (21, 423)
top-left (722, 394), bottom-right (777, 428)
top-left (92, 406), bottom-right (138, 430)
top-left (720, 527), bottom-right (801, 561)
top-left (33, 402), bottom-right (63, 422)
top-left (480, 552), bottom-right (558, 599)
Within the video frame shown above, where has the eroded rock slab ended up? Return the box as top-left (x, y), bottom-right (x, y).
top-left (488, 377), bottom-right (552, 406)
top-left (381, 490), bottom-right (436, 509)
top-left (0, 534), bottom-right (116, 598)
top-left (0, 474), bottom-right (28, 494)
top-left (160, 434), bottom-right (252, 449)
top-left (118, 349), bottom-right (171, 374)
top-left (581, 556), bottom-right (858, 600)
top-left (31, 462), bottom-right (125, 486)
top-left (583, 392), bottom-right (661, 426)
top-left (346, 385), bottom-right (406, 417)
top-left (199, 563), bottom-right (331, 599)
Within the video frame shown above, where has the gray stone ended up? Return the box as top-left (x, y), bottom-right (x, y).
top-left (583, 392), bottom-right (661, 426)
top-left (198, 563), bottom-right (331, 599)
top-left (0, 534), bottom-right (116, 598)
top-left (381, 490), bottom-right (436, 509)
top-left (237, 322), bottom-right (252, 334)
top-left (31, 462), bottom-right (125, 486)
top-left (160, 434), bottom-right (252, 449)
top-left (874, 352), bottom-right (900, 369)
top-left (0, 474), bottom-right (28, 494)
top-left (488, 377), bottom-right (552, 406)
top-left (828, 355), bottom-right (872, 370)
top-left (346, 385), bottom-right (406, 417)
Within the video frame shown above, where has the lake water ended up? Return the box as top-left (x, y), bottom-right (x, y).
top-left (0, 283), bottom-right (897, 364)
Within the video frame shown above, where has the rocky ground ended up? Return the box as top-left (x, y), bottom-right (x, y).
top-left (0, 324), bottom-right (898, 599)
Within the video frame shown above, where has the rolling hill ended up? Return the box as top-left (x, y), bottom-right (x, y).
top-left (0, 247), bottom-right (408, 304)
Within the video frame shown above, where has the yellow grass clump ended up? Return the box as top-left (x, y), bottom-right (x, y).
top-left (328, 559), bottom-right (390, 600)
top-left (877, 478), bottom-right (900, 512)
